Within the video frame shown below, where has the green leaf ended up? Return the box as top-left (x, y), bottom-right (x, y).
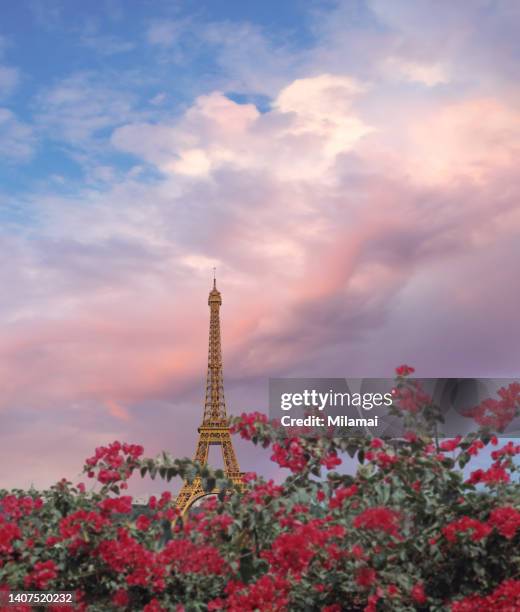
top-left (458, 453), bottom-right (470, 469)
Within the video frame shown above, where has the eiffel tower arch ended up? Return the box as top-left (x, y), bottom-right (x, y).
top-left (175, 277), bottom-right (243, 514)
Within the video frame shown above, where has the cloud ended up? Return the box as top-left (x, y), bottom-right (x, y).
top-left (0, 65), bottom-right (19, 97)
top-left (201, 21), bottom-right (302, 95)
top-left (304, 0), bottom-right (520, 94)
top-left (149, 92), bottom-right (167, 106)
top-left (113, 75), bottom-right (373, 181)
top-left (28, 0), bottom-right (64, 30)
top-left (6, 70), bottom-right (519, 405)
top-left (408, 98), bottom-right (520, 183)
top-left (0, 37), bottom-right (20, 98)
top-left (79, 34), bottom-right (135, 55)
top-left (369, 0), bottom-right (520, 72)
top-left (146, 20), bottom-right (183, 47)
top-left (274, 75), bottom-right (373, 157)
top-left (106, 71), bottom-right (520, 389)
top-left (0, 108), bottom-right (35, 161)
top-left (35, 72), bottom-right (139, 148)
top-left (0, 35), bottom-right (7, 57)
top-left (359, 97), bottom-right (520, 185)
top-left (146, 18), bottom-right (301, 96)
top-left (380, 57), bottom-right (449, 86)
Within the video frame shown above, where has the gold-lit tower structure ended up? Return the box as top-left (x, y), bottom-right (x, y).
top-left (175, 277), bottom-right (243, 514)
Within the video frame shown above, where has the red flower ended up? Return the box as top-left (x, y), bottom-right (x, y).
top-left (59, 510), bottom-right (109, 540)
top-left (261, 520), bottom-right (345, 577)
top-left (467, 465), bottom-right (509, 486)
top-left (395, 365), bottom-right (415, 377)
top-left (467, 440), bottom-right (484, 456)
top-left (462, 383), bottom-right (520, 431)
top-left (365, 593), bottom-right (380, 612)
top-left (375, 452), bottom-right (398, 469)
top-left (321, 451), bottom-right (342, 469)
top-left (97, 469), bottom-right (121, 484)
top-left (143, 599), bottom-right (165, 612)
top-left (353, 507), bottom-right (401, 537)
top-left (411, 583), bottom-right (427, 604)
top-left (488, 506), bottom-right (520, 539)
top-left (0, 522), bottom-right (21, 554)
top-left (223, 575), bottom-right (289, 611)
top-left (158, 540), bottom-right (228, 575)
top-left (247, 480), bottom-right (284, 505)
top-left (356, 567), bottom-right (376, 588)
top-left (351, 544), bottom-right (364, 559)
top-left (136, 515), bottom-right (151, 531)
top-left (112, 589), bottom-right (129, 607)
top-left (158, 491), bottom-right (172, 508)
top-left (394, 382), bottom-right (431, 414)
top-left (270, 439), bottom-right (308, 473)
top-left (451, 579), bottom-right (520, 611)
top-left (329, 485), bottom-right (358, 509)
top-left (440, 436), bottom-right (462, 452)
top-left (442, 517), bottom-right (491, 543)
top-left (230, 412), bottom-right (269, 440)
top-left (491, 441), bottom-right (520, 461)
top-left (45, 536), bottom-right (61, 547)
top-left (24, 560), bottom-right (58, 589)
top-left (98, 496), bottom-right (133, 514)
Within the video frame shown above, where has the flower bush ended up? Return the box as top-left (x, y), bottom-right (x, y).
top-left (1, 367), bottom-right (520, 611)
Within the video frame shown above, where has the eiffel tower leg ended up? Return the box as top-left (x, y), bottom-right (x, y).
top-left (220, 431), bottom-right (241, 477)
top-left (175, 438), bottom-right (210, 515)
top-left (194, 437), bottom-right (209, 465)
top-left (175, 478), bottom-right (207, 514)
top-left (175, 431), bottom-right (243, 515)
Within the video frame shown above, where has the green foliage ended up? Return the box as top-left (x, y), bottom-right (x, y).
top-left (1, 375), bottom-right (520, 610)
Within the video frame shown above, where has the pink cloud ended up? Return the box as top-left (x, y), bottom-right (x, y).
top-left (105, 400), bottom-right (131, 421)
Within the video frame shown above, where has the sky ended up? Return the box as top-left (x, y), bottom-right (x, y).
top-left (1, 0), bottom-right (519, 493)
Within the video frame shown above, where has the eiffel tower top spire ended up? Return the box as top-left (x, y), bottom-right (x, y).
top-left (203, 274), bottom-right (227, 425)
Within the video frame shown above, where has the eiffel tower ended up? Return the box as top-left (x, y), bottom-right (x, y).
top-left (175, 275), bottom-right (243, 514)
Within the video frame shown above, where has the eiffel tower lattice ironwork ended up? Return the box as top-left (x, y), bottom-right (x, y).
top-left (175, 277), bottom-right (243, 514)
